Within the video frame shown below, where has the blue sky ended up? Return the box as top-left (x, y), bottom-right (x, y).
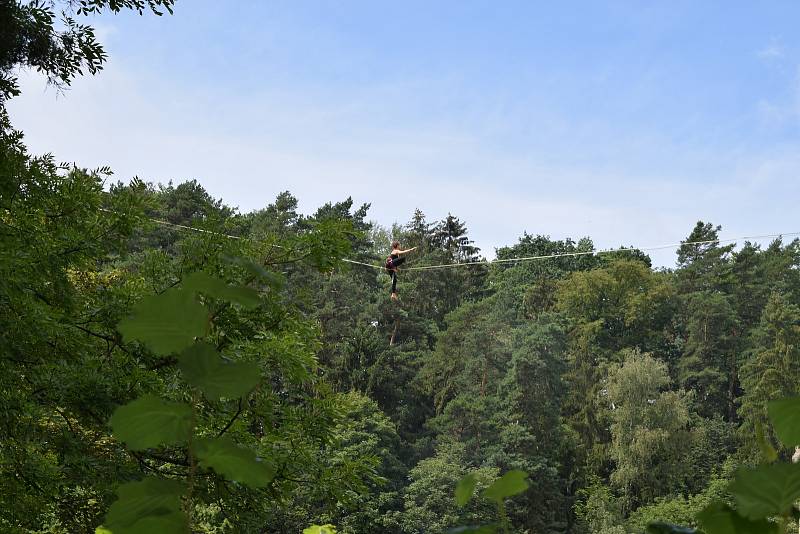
top-left (8, 1), bottom-right (800, 266)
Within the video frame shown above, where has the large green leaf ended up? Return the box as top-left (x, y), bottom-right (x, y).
top-left (223, 256), bottom-right (286, 289)
top-left (97, 477), bottom-right (186, 534)
top-left (118, 288), bottom-right (208, 355)
top-left (696, 502), bottom-right (778, 534)
top-left (178, 342), bottom-right (260, 399)
top-left (193, 436), bottom-right (274, 487)
top-left (768, 397), bottom-right (800, 447)
top-left (729, 462), bottom-right (800, 519)
top-left (99, 512), bottom-right (186, 534)
top-left (755, 421), bottom-right (778, 463)
top-left (110, 395), bottom-right (192, 450)
top-left (646, 522), bottom-right (697, 533)
top-left (481, 470), bottom-right (529, 502)
top-left (303, 525), bottom-right (337, 534)
top-left (455, 473), bottom-right (478, 507)
top-left (182, 271), bottom-right (260, 308)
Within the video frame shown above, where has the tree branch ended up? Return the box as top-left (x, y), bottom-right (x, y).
top-left (217, 398), bottom-right (244, 437)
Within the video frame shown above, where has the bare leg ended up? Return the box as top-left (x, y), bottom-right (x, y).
top-left (390, 271), bottom-right (399, 300)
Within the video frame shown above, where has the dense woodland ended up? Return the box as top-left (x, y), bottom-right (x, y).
top-left (3, 2), bottom-right (800, 533)
top-left (3, 106), bottom-right (800, 531)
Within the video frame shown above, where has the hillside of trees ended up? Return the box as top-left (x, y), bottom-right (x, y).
top-left (3, 97), bottom-right (800, 531)
top-left (3, 2), bottom-right (800, 532)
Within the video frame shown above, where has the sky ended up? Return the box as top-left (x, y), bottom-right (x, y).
top-left (7, 1), bottom-right (800, 267)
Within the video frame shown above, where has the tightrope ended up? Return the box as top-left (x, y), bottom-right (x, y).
top-left (101, 210), bottom-right (800, 271)
top-left (388, 232), bottom-right (800, 271)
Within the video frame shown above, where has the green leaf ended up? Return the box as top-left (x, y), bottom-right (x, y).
top-left (768, 397), bottom-right (800, 448)
top-left (481, 470), bottom-right (529, 502)
top-left (220, 284), bottom-right (261, 308)
top-left (110, 395), bottom-right (192, 450)
top-left (646, 522), bottom-right (697, 533)
top-left (755, 421), bottom-right (778, 463)
top-left (223, 256), bottom-right (285, 289)
top-left (178, 342), bottom-right (260, 399)
top-left (696, 502), bottom-right (778, 534)
top-left (193, 436), bottom-right (274, 487)
top-left (108, 512), bottom-right (186, 534)
top-left (303, 525), bottom-right (337, 534)
top-left (182, 271), bottom-right (260, 308)
top-left (118, 288), bottom-right (208, 355)
top-left (455, 473), bottom-right (478, 507)
top-left (729, 462), bottom-right (800, 519)
top-left (98, 477), bottom-right (187, 534)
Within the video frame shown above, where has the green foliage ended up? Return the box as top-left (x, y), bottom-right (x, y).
top-left (456, 473), bottom-right (478, 507)
top-left (739, 293), bottom-right (800, 444)
top-left (7, 71), bottom-right (800, 532)
top-left (177, 342), bottom-right (260, 399)
top-left (767, 397), bottom-right (800, 447)
top-left (481, 470), bottom-right (529, 503)
top-left (695, 502), bottom-right (778, 534)
top-left (446, 526), bottom-right (498, 533)
top-left (117, 288), bottom-right (209, 356)
top-left (193, 437), bottom-right (275, 487)
top-left (646, 523), bottom-right (697, 534)
top-left (182, 271), bottom-right (261, 308)
top-left (398, 445), bottom-right (498, 533)
top-left (110, 395), bottom-right (192, 451)
top-left (627, 467), bottom-right (732, 532)
top-left (574, 478), bottom-right (626, 534)
top-left (728, 462), bottom-right (800, 520)
top-left (453, 469), bottom-right (529, 533)
top-left (0, 0), bottom-right (174, 101)
top-left (755, 421), bottom-right (779, 463)
top-left (607, 350), bottom-right (694, 509)
top-left (647, 390), bottom-right (800, 534)
top-left (97, 478), bottom-right (185, 534)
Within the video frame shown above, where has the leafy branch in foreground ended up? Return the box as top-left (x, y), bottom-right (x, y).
top-left (647, 397), bottom-right (800, 534)
top-left (98, 268), bottom-right (270, 533)
top-left (450, 469), bottom-right (530, 533)
top-left (0, 0), bottom-right (175, 101)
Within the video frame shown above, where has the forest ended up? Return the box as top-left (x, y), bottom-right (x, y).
top-left (3, 2), bottom-right (800, 533)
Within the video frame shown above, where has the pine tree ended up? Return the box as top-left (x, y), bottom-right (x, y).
top-left (739, 293), bottom-right (800, 446)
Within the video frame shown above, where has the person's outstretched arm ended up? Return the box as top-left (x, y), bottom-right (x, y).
top-left (397, 247), bottom-right (417, 255)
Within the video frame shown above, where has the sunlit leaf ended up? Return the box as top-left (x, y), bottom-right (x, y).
top-left (455, 473), bottom-right (477, 507)
top-left (755, 421), bottom-right (778, 463)
top-left (223, 256), bottom-right (285, 289)
top-left (110, 395), bottom-right (192, 450)
top-left (99, 477), bottom-right (186, 534)
top-left (303, 525), bottom-right (337, 534)
top-left (481, 470), bottom-right (529, 502)
top-left (696, 502), bottom-right (778, 534)
top-left (104, 512), bottom-right (186, 534)
top-left (183, 271), bottom-right (260, 308)
top-left (118, 288), bottom-right (207, 355)
top-left (178, 342), bottom-right (260, 399)
top-left (768, 397), bottom-right (800, 448)
top-left (729, 462), bottom-right (800, 520)
top-left (193, 436), bottom-right (274, 487)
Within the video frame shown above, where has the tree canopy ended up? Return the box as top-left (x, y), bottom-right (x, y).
top-left (3, 6), bottom-right (800, 531)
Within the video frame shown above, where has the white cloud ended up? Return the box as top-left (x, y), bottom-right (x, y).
top-left (756, 64), bottom-right (800, 128)
top-left (757, 41), bottom-right (785, 60)
top-left (7, 60), bottom-right (800, 268)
